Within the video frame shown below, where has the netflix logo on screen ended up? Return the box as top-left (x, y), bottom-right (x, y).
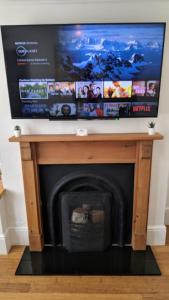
top-left (131, 102), bottom-right (158, 117)
top-left (133, 105), bottom-right (151, 112)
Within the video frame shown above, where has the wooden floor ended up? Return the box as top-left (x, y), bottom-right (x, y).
top-left (1, 245), bottom-right (169, 300)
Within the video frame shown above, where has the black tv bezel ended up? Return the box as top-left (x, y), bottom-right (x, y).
top-left (1, 22), bottom-right (166, 120)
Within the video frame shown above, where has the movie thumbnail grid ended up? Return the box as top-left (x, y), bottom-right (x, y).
top-left (76, 81), bottom-right (103, 99)
top-left (49, 103), bottom-right (76, 117)
top-left (21, 101), bottom-right (158, 118)
top-left (76, 80), bottom-right (159, 99)
top-left (78, 102), bottom-right (131, 118)
top-left (78, 102), bottom-right (158, 118)
top-left (48, 82), bottom-right (75, 99)
top-left (19, 81), bottom-right (48, 100)
top-left (19, 80), bottom-right (76, 101)
top-left (22, 103), bottom-right (77, 118)
top-left (19, 79), bottom-right (160, 101)
top-left (22, 103), bottom-right (49, 116)
top-left (130, 102), bottom-right (158, 117)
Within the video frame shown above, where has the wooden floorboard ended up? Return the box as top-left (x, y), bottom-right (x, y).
top-left (1, 246), bottom-right (169, 299)
top-left (0, 293), bottom-right (143, 300)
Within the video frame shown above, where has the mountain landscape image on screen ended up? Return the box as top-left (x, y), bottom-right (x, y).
top-left (1, 23), bottom-right (165, 118)
top-left (56, 24), bottom-right (164, 81)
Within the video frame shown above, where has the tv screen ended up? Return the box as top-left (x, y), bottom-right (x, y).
top-left (1, 23), bottom-right (165, 119)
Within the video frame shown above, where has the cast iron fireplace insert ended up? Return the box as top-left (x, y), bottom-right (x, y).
top-left (15, 163), bottom-right (161, 275)
top-left (40, 163), bottom-right (134, 247)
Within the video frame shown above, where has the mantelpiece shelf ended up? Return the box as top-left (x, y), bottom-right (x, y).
top-left (9, 132), bottom-right (163, 143)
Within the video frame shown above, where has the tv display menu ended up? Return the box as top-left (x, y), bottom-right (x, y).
top-left (1, 23), bottom-right (165, 119)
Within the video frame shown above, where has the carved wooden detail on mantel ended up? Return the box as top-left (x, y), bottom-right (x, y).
top-left (9, 133), bottom-right (163, 251)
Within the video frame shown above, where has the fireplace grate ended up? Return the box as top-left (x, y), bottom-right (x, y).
top-left (61, 192), bottom-right (111, 252)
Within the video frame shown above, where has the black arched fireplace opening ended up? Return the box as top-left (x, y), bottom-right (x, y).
top-left (15, 163), bottom-right (161, 276)
top-left (40, 164), bottom-right (134, 251)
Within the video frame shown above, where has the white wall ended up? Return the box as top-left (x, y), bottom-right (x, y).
top-left (0, 0), bottom-right (169, 248)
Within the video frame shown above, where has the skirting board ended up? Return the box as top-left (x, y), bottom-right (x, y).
top-left (8, 226), bottom-right (29, 245)
top-left (147, 225), bottom-right (166, 245)
top-left (165, 207), bottom-right (169, 225)
top-left (0, 230), bottom-right (11, 254)
top-left (0, 225), bottom-right (166, 254)
top-left (0, 227), bottom-right (28, 254)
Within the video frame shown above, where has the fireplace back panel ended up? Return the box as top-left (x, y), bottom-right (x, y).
top-left (39, 164), bottom-right (134, 246)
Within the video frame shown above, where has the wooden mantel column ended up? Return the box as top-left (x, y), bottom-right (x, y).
top-left (20, 142), bottom-right (44, 251)
top-left (132, 141), bottom-right (153, 250)
top-left (9, 133), bottom-right (163, 251)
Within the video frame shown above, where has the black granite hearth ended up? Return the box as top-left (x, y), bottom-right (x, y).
top-left (15, 246), bottom-right (161, 276)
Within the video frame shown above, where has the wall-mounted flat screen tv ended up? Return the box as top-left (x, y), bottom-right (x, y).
top-left (1, 23), bottom-right (165, 119)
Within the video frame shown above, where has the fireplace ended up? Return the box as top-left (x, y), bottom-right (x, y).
top-left (39, 164), bottom-right (134, 251)
top-left (9, 133), bottom-right (163, 275)
top-left (9, 132), bottom-right (163, 253)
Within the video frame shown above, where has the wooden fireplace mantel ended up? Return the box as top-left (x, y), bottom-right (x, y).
top-left (9, 132), bottom-right (163, 143)
top-left (9, 132), bottom-right (163, 251)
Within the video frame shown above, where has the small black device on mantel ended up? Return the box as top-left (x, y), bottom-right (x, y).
top-left (1, 23), bottom-right (166, 120)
